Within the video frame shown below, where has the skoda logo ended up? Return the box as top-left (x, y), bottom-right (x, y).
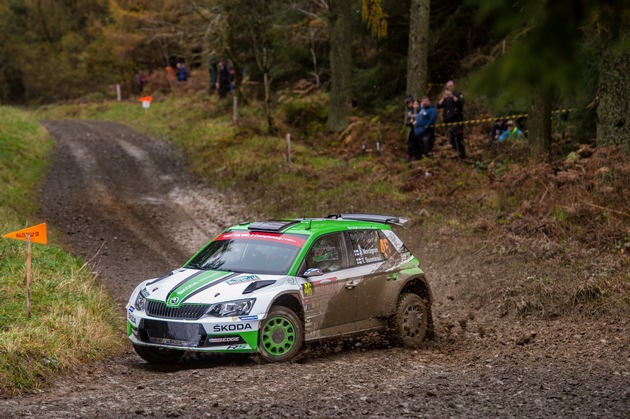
top-left (170, 297), bottom-right (179, 304)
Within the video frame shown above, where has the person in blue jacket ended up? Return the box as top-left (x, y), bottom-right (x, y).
top-left (412, 96), bottom-right (438, 159)
top-left (498, 119), bottom-right (524, 141)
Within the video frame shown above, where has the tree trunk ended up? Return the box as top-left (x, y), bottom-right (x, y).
top-left (326, 0), bottom-right (353, 133)
top-left (261, 47), bottom-right (276, 134)
top-left (406, 0), bottom-right (430, 98)
top-left (597, 49), bottom-right (630, 148)
top-left (528, 87), bottom-right (552, 156)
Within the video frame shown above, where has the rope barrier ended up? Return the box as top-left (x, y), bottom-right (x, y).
top-left (431, 108), bottom-right (573, 129)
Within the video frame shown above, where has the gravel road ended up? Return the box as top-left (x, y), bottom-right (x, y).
top-left (1, 120), bottom-right (628, 418)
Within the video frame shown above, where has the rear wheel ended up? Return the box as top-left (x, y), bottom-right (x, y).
top-left (392, 293), bottom-right (429, 348)
top-left (258, 306), bottom-right (303, 362)
top-left (133, 344), bottom-right (184, 364)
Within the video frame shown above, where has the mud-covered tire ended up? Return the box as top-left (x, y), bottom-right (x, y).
top-left (133, 344), bottom-right (184, 364)
top-left (258, 306), bottom-right (303, 362)
top-left (392, 293), bottom-right (429, 348)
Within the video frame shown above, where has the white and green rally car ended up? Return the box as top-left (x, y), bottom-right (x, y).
top-left (126, 214), bottom-right (434, 363)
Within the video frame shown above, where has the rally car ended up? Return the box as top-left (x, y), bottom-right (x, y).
top-left (126, 213), bottom-right (434, 363)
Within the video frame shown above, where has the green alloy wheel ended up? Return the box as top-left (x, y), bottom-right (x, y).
top-left (258, 306), bottom-right (303, 362)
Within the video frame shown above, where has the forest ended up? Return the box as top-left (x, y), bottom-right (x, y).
top-left (1, 0), bottom-right (629, 150)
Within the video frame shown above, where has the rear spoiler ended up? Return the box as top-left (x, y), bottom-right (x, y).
top-left (325, 213), bottom-right (410, 227)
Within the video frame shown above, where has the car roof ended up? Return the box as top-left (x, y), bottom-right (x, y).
top-left (227, 214), bottom-right (408, 237)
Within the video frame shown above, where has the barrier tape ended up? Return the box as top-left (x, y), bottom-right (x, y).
top-left (430, 108), bottom-right (573, 129)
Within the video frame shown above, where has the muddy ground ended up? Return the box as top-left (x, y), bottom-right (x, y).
top-left (1, 120), bottom-right (628, 418)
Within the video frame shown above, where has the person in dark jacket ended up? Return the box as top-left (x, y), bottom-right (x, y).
top-left (437, 80), bottom-right (466, 159)
top-left (208, 50), bottom-right (218, 92)
top-left (405, 98), bottom-right (420, 162)
top-left (218, 58), bottom-right (231, 98)
top-left (412, 96), bottom-right (438, 159)
top-left (489, 118), bottom-right (507, 149)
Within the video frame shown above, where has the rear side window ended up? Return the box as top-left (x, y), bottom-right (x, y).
top-left (348, 230), bottom-right (392, 265)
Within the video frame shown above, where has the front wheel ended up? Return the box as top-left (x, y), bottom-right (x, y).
top-left (133, 344), bottom-right (184, 364)
top-left (258, 306), bottom-right (303, 362)
top-left (392, 293), bottom-right (429, 348)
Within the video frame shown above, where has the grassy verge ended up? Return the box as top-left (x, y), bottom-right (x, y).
top-left (0, 107), bottom-right (124, 397)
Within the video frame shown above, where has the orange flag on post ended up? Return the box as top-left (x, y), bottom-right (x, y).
top-left (2, 223), bottom-right (47, 245)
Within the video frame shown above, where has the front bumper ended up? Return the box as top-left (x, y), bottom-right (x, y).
top-left (127, 306), bottom-right (260, 353)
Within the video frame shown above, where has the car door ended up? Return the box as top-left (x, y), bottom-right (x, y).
top-left (346, 229), bottom-right (395, 328)
top-left (300, 233), bottom-right (357, 338)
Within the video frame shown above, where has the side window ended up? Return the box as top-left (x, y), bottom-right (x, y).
top-left (304, 233), bottom-right (347, 273)
top-left (348, 230), bottom-right (390, 265)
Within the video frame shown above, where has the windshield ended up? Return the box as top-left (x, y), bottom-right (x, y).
top-left (184, 230), bottom-right (306, 275)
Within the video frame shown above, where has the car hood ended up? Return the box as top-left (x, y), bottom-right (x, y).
top-left (141, 268), bottom-right (285, 307)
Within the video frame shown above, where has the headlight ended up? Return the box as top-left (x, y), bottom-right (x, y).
top-left (135, 288), bottom-right (149, 311)
top-left (206, 298), bottom-right (255, 317)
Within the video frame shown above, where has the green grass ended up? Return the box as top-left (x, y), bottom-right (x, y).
top-left (0, 107), bottom-right (124, 397)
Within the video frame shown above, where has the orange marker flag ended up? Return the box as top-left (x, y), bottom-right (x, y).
top-left (2, 223), bottom-right (47, 245)
top-left (138, 96), bottom-right (152, 103)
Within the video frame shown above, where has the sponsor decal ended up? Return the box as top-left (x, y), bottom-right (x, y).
top-left (226, 344), bottom-right (249, 350)
top-left (207, 336), bottom-right (241, 343)
top-left (212, 323), bottom-right (253, 332)
top-left (226, 275), bottom-right (259, 285)
top-left (287, 277), bottom-right (296, 285)
top-left (238, 315), bottom-right (258, 321)
top-left (305, 280), bottom-right (342, 296)
top-left (128, 306), bottom-right (135, 313)
top-left (310, 278), bottom-right (337, 285)
top-left (127, 312), bottom-right (137, 325)
top-left (216, 231), bottom-right (306, 247)
top-left (380, 238), bottom-right (394, 258)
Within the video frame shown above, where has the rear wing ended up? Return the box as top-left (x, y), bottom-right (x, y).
top-left (325, 213), bottom-right (410, 227)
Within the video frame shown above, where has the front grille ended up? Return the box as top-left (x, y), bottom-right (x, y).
top-left (140, 319), bottom-right (204, 347)
top-left (146, 300), bottom-right (209, 320)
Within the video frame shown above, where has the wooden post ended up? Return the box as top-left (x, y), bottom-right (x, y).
top-left (286, 133), bottom-right (292, 163)
top-left (116, 84), bottom-right (122, 101)
top-left (25, 233), bottom-right (32, 318)
top-left (233, 96), bottom-right (238, 124)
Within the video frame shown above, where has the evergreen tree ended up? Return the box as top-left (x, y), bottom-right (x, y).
top-left (326, 0), bottom-right (353, 132)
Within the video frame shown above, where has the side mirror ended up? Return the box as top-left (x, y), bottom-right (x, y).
top-left (303, 268), bottom-right (323, 278)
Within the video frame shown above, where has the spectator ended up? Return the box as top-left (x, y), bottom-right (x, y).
top-left (208, 50), bottom-right (218, 92)
top-left (437, 80), bottom-right (466, 159)
top-left (498, 119), bottom-right (524, 141)
top-left (135, 70), bottom-right (148, 92)
top-left (164, 65), bottom-right (176, 83)
top-left (489, 118), bottom-right (507, 148)
top-left (218, 58), bottom-right (231, 98)
top-left (406, 98), bottom-right (420, 162)
top-left (403, 95), bottom-right (414, 127)
top-left (227, 59), bottom-right (236, 93)
top-left (176, 63), bottom-right (190, 82)
top-left (412, 96), bottom-right (438, 159)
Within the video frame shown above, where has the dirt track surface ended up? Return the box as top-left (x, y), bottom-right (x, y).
top-left (1, 120), bottom-right (628, 418)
